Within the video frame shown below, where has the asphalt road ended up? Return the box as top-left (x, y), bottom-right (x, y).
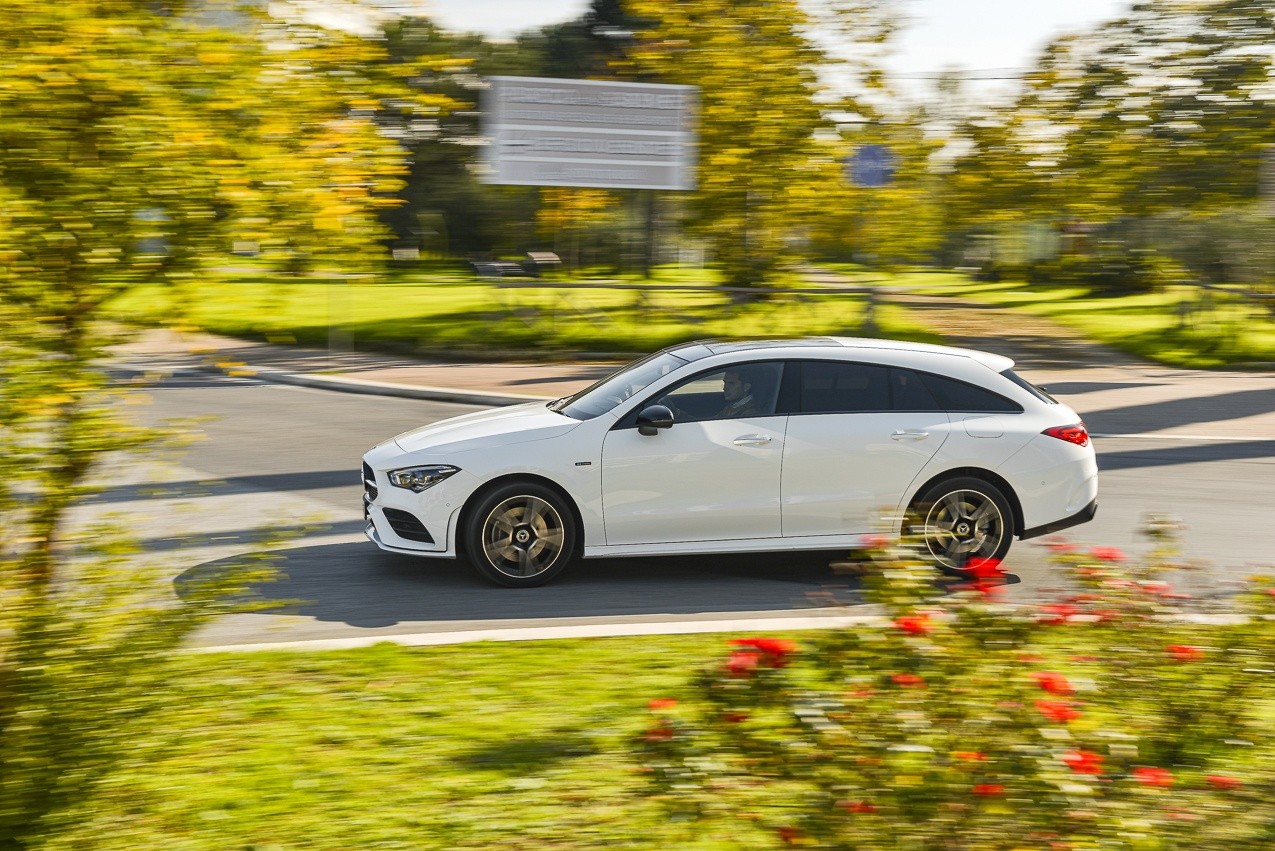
top-left (105, 368), bottom-right (1275, 650)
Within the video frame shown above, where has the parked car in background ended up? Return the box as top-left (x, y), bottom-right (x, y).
top-left (362, 338), bottom-right (1097, 587)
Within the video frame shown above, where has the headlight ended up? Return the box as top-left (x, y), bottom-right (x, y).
top-left (387, 464), bottom-right (460, 493)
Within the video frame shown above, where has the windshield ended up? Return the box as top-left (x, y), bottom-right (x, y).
top-left (550, 351), bottom-right (689, 420)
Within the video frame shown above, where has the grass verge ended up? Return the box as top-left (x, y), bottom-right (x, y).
top-left (48, 636), bottom-right (777, 851)
top-left (104, 265), bottom-right (943, 359)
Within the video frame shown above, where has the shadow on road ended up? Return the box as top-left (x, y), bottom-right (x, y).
top-left (1098, 439), bottom-right (1275, 471)
top-left (177, 543), bottom-right (869, 628)
top-left (1082, 387), bottom-right (1275, 435)
top-left (177, 542), bottom-right (1029, 631)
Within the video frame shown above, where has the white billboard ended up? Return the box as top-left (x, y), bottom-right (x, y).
top-left (482, 76), bottom-right (698, 191)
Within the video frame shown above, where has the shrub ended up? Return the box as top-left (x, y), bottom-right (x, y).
top-left (636, 521), bottom-right (1275, 849)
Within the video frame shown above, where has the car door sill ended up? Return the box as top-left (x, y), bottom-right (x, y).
top-left (586, 533), bottom-right (868, 559)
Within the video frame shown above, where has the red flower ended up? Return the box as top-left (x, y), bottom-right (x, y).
top-left (1037, 700), bottom-right (1081, 723)
top-left (861, 534), bottom-right (892, 549)
top-left (1133, 766), bottom-right (1174, 788)
top-left (967, 556), bottom-right (1003, 577)
top-left (1032, 672), bottom-right (1075, 695)
top-left (731, 637), bottom-right (797, 667)
top-left (648, 698), bottom-right (677, 711)
top-left (1206, 774), bottom-right (1242, 790)
top-left (1167, 644), bottom-right (1203, 662)
top-left (1142, 581), bottom-right (1173, 596)
top-left (1046, 539), bottom-right (1078, 554)
top-left (1040, 603), bottom-right (1079, 624)
top-left (1062, 750), bottom-right (1104, 775)
top-left (727, 651), bottom-right (762, 677)
top-left (953, 751), bottom-right (986, 762)
top-left (1091, 546), bottom-right (1126, 562)
top-left (973, 784), bottom-right (1004, 796)
top-left (723, 711), bottom-right (749, 723)
top-left (891, 673), bottom-right (926, 688)
top-left (953, 557), bottom-right (1006, 596)
top-left (776, 826), bottom-right (802, 844)
top-left (644, 724), bottom-right (674, 742)
top-left (839, 800), bottom-right (877, 814)
top-left (893, 614), bottom-right (933, 635)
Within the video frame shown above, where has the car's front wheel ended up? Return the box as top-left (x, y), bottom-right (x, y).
top-left (464, 482), bottom-right (577, 587)
top-left (910, 476), bottom-right (1013, 574)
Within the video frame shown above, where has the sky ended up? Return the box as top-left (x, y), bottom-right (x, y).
top-left (425, 0), bottom-right (1134, 96)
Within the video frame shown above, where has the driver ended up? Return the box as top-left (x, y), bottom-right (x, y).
top-left (715, 367), bottom-right (761, 418)
top-left (664, 366), bottom-right (762, 421)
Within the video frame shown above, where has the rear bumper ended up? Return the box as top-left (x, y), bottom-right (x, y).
top-left (1020, 499), bottom-right (1098, 540)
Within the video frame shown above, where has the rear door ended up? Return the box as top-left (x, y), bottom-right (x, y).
top-left (781, 361), bottom-right (950, 537)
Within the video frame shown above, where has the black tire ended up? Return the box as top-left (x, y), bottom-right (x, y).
top-left (908, 476), bottom-right (1014, 575)
top-left (464, 482), bottom-right (578, 588)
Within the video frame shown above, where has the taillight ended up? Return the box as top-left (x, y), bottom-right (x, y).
top-left (1043, 423), bottom-right (1089, 447)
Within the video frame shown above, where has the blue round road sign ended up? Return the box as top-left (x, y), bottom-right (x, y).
top-left (847, 144), bottom-right (897, 187)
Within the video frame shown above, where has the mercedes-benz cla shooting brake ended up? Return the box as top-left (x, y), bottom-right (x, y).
top-left (362, 338), bottom-right (1097, 587)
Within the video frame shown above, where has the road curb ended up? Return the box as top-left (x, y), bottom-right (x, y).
top-left (189, 612), bottom-right (888, 653)
top-left (243, 365), bottom-right (548, 407)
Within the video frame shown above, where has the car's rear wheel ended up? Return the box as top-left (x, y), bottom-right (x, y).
top-left (465, 482), bottom-right (577, 587)
top-left (910, 476), bottom-right (1013, 574)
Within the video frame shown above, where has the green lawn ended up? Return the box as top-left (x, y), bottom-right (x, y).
top-left (50, 636), bottom-right (774, 851)
top-left (104, 265), bottom-right (943, 358)
top-left (105, 264), bottom-right (1275, 367)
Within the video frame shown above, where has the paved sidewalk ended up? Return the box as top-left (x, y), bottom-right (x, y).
top-left (114, 322), bottom-right (1275, 441)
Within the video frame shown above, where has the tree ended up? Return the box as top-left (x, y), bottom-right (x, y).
top-left (943, 0), bottom-right (1275, 283)
top-left (624, 0), bottom-right (897, 289)
top-left (0, 1), bottom-right (417, 845)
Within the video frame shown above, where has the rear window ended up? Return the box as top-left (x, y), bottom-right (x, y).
top-left (1000, 369), bottom-right (1058, 404)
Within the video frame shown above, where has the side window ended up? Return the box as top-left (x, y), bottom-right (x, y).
top-left (919, 372), bottom-right (1023, 413)
top-left (799, 361), bottom-right (890, 413)
top-left (889, 368), bottom-right (942, 412)
top-left (658, 361), bottom-right (784, 422)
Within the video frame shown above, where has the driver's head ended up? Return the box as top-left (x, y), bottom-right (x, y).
top-left (722, 368), bottom-right (752, 402)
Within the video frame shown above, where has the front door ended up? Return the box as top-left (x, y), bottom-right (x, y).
top-left (600, 362), bottom-right (787, 545)
top-left (601, 415), bottom-right (787, 545)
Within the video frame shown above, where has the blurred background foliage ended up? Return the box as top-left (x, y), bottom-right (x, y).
top-left (358, 0), bottom-right (1275, 293)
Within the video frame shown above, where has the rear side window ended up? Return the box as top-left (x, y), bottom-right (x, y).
top-left (1001, 369), bottom-right (1058, 403)
top-left (799, 361), bottom-right (889, 413)
top-left (920, 373), bottom-right (1023, 413)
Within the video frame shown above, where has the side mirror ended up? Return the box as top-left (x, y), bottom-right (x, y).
top-left (636, 404), bottom-right (674, 436)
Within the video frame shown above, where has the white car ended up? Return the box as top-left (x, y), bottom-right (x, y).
top-left (362, 338), bottom-right (1097, 587)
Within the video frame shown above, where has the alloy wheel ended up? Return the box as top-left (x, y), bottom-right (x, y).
top-left (921, 488), bottom-right (1007, 570)
top-left (481, 495), bottom-right (567, 579)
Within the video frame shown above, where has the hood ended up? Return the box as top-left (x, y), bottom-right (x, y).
top-left (391, 402), bottom-right (581, 455)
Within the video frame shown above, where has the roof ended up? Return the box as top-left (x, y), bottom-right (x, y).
top-left (691, 337), bottom-right (1015, 372)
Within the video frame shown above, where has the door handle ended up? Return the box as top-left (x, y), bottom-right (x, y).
top-left (733, 435), bottom-right (773, 446)
top-left (891, 430), bottom-right (929, 440)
